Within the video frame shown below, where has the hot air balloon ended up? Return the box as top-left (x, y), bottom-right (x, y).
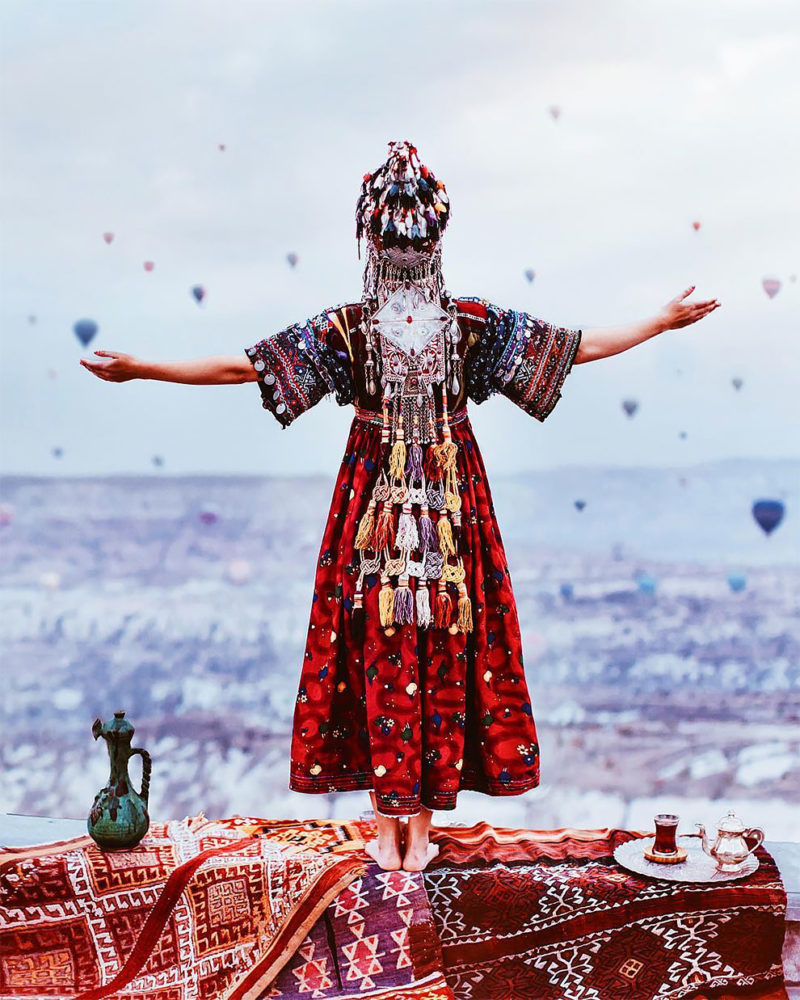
top-left (52, 447), bottom-right (63, 459)
top-left (102, 232), bottom-right (114, 245)
top-left (634, 571), bottom-right (657, 595)
top-left (199, 504), bottom-right (220, 525)
top-left (574, 499), bottom-right (586, 511)
top-left (752, 499), bottom-right (784, 536)
top-left (152, 455), bottom-right (164, 468)
top-left (524, 268), bottom-right (535, 284)
top-left (47, 368), bottom-right (57, 379)
top-left (727, 571), bottom-right (747, 593)
top-left (549, 106), bottom-right (561, 121)
top-left (732, 377), bottom-right (743, 391)
top-left (762, 277), bottom-right (781, 299)
top-left (286, 252), bottom-right (299, 269)
top-left (143, 261), bottom-right (155, 272)
top-left (73, 318), bottom-right (98, 346)
top-left (559, 582), bottom-right (574, 600)
top-left (622, 398), bottom-right (639, 418)
top-left (679, 431), bottom-right (687, 439)
top-left (191, 285), bottom-right (206, 304)
top-left (39, 570), bottom-right (61, 591)
top-left (678, 476), bottom-right (688, 487)
top-left (218, 143), bottom-right (226, 151)
top-left (692, 221), bottom-right (701, 231)
top-left (0, 503), bottom-right (14, 526)
top-left (226, 558), bottom-right (252, 585)
top-left (28, 314), bottom-right (37, 324)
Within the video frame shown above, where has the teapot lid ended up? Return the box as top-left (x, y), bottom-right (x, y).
top-left (717, 809), bottom-right (746, 833)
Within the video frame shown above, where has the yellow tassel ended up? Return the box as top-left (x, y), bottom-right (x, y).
top-left (378, 573), bottom-right (395, 627)
top-left (457, 581), bottom-right (473, 633)
top-left (434, 439), bottom-right (457, 471)
top-left (437, 512), bottom-right (455, 557)
top-left (355, 498), bottom-right (376, 550)
top-left (389, 438), bottom-right (406, 479)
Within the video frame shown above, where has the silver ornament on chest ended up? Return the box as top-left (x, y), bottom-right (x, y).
top-left (372, 282), bottom-right (450, 444)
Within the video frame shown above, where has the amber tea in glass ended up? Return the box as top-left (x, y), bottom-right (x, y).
top-left (653, 813), bottom-right (679, 854)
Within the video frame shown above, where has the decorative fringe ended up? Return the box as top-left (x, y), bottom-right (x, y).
top-left (378, 573), bottom-right (395, 627)
top-left (389, 416), bottom-right (406, 479)
top-left (416, 578), bottom-right (432, 628)
top-left (355, 498), bottom-right (377, 550)
top-left (373, 501), bottom-right (395, 552)
top-left (396, 502), bottom-right (419, 551)
top-left (405, 443), bottom-right (424, 481)
top-left (419, 506), bottom-right (438, 552)
top-left (456, 581), bottom-right (473, 633)
top-left (393, 574), bottom-right (414, 624)
top-left (437, 512), bottom-right (456, 557)
top-left (434, 580), bottom-right (452, 629)
top-left (434, 439), bottom-right (458, 471)
top-left (424, 443), bottom-right (440, 480)
top-left (352, 590), bottom-right (365, 642)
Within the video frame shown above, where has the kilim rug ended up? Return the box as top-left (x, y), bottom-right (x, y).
top-left (0, 813), bottom-right (369, 1000)
top-left (421, 822), bottom-right (788, 1000)
top-left (0, 815), bottom-right (787, 1000)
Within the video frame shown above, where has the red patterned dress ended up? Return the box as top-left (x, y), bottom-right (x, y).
top-left (244, 297), bottom-right (582, 816)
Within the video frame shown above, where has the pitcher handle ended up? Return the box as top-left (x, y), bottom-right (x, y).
top-left (129, 748), bottom-right (152, 805)
top-left (744, 827), bottom-right (764, 856)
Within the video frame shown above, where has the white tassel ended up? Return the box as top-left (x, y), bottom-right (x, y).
top-left (396, 500), bottom-right (419, 551)
top-left (416, 577), bottom-right (432, 628)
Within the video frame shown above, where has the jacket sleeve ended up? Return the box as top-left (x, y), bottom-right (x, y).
top-left (243, 303), bottom-right (358, 428)
top-left (461, 297), bottom-right (582, 422)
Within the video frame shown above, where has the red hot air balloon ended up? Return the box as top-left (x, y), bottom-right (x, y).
top-left (549, 106), bottom-right (561, 121)
top-left (102, 232), bottom-right (114, 244)
top-left (218, 143), bottom-right (226, 151)
top-left (762, 277), bottom-right (781, 299)
top-left (692, 221), bottom-right (701, 231)
top-left (144, 261), bottom-right (155, 272)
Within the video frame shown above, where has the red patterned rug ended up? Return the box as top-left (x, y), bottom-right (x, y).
top-left (0, 816), bottom-right (786, 1000)
top-left (422, 823), bottom-right (788, 1000)
top-left (0, 814), bottom-right (370, 999)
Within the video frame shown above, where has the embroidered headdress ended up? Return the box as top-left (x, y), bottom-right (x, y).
top-left (350, 141), bottom-right (472, 638)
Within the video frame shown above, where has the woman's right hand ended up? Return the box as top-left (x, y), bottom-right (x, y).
top-left (80, 350), bottom-right (141, 382)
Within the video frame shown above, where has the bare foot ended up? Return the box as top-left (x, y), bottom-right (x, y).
top-left (364, 834), bottom-right (403, 871)
top-left (402, 840), bottom-right (440, 872)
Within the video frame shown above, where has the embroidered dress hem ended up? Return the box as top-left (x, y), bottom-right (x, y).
top-left (289, 766), bottom-right (541, 816)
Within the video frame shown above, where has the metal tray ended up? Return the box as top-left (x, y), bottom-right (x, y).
top-left (614, 834), bottom-right (759, 883)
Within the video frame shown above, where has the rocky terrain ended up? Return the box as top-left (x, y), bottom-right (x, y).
top-left (1, 461), bottom-right (798, 838)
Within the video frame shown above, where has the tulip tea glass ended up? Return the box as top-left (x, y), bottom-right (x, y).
top-left (653, 813), bottom-right (680, 856)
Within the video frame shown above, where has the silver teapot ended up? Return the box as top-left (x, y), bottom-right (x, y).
top-left (696, 809), bottom-right (764, 871)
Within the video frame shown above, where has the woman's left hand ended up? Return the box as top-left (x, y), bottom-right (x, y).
top-left (659, 285), bottom-right (721, 331)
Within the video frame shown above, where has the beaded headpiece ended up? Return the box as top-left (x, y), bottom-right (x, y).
top-left (350, 142), bottom-right (472, 639)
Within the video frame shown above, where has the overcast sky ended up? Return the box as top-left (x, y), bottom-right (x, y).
top-left (1, 0), bottom-right (798, 477)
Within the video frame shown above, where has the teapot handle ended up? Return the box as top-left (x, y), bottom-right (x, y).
top-left (744, 827), bottom-right (764, 855)
top-left (129, 748), bottom-right (152, 805)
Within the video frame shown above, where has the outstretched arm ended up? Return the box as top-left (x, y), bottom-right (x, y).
top-left (574, 286), bottom-right (720, 364)
top-left (79, 351), bottom-right (257, 384)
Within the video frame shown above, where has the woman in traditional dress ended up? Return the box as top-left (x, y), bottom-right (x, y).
top-left (80, 140), bottom-right (719, 872)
